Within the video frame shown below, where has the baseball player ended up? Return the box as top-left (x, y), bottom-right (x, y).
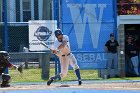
top-left (47, 29), bottom-right (82, 85)
top-left (0, 51), bottom-right (22, 87)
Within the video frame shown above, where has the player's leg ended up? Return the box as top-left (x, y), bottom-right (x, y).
top-left (69, 54), bottom-right (82, 85)
top-left (47, 57), bottom-right (69, 85)
top-left (47, 74), bottom-right (60, 86)
top-left (113, 53), bottom-right (119, 77)
top-left (131, 56), bottom-right (139, 76)
top-left (60, 57), bottom-right (70, 78)
top-left (107, 53), bottom-right (113, 78)
top-left (1, 74), bottom-right (11, 87)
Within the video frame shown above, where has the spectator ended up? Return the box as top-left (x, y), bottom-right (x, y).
top-left (125, 35), bottom-right (139, 76)
top-left (135, 35), bottom-right (140, 61)
top-left (105, 33), bottom-right (119, 78)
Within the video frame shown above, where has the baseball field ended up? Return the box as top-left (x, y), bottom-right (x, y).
top-left (0, 68), bottom-right (138, 93)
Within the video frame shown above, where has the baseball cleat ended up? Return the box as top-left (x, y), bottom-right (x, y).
top-left (78, 80), bottom-right (82, 85)
top-left (47, 78), bottom-right (54, 85)
top-left (1, 84), bottom-right (10, 88)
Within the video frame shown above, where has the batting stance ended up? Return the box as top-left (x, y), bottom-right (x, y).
top-left (0, 51), bottom-right (22, 87)
top-left (47, 29), bottom-right (82, 85)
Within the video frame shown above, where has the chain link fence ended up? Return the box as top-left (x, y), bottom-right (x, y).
top-left (0, 23), bottom-right (28, 52)
top-left (0, 21), bottom-right (57, 82)
top-left (0, 0), bottom-right (55, 83)
top-left (0, 22), bottom-right (54, 82)
top-left (1, 0), bottom-right (115, 83)
top-left (1, 0), bottom-right (140, 84)
top-left (9, 52), bottom-right (53, 82)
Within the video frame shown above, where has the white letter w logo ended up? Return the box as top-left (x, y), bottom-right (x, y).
top-left (67, 4), bottom-right (106, 48)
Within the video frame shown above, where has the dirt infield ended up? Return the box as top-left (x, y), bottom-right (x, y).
top-left (1, 81), bottom-right (140, 90)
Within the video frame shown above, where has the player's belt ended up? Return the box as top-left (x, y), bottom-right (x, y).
top-left (62, 53), bottom-right (71, 57)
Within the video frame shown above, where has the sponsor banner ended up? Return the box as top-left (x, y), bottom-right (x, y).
top-left (71, 52), bottom-right (108, 69)
top-left (29, 20), bottom-right (57, 51)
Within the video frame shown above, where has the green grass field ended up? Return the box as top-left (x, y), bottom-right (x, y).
top-left (9, 68), bottom-right (100, 82)
top-left (9, 68), bottom-right (140, 83)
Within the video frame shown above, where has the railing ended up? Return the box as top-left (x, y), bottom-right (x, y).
top-left (117, 2), bottom-right (140, 15)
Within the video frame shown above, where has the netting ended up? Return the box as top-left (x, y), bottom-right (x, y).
top-left (0, 0), bottom-right (53, 82)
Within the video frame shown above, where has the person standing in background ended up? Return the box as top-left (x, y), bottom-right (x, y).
top-left (125, 35), bottom-right (139, 76)
top-left (105, 33), bottom-right (119, 78)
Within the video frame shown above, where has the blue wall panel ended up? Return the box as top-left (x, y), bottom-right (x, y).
top-left (61, 0), bottom-right (116, 69)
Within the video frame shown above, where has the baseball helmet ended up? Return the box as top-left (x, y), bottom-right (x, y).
top-left (54, 29), bottom-right (63, 37)
top-left (0, 51), bottom-right (10, 60)
top-left (110, 33), bottom-right (114, 37)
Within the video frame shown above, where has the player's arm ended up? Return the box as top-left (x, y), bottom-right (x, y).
top-left (50, 49), bottom-right (57, 54)
top-left (3, 58), bottom-right (18, 70)
top-left (58, 36), bottom-right (69, 50)
top-left (104, 41), bottom-right (109, 52)
top-left (49, 45), bottom-right (60, 56)
top-left (8, 63), bottom-right (18, 69)
top-left (8, 62), bottom-right (23, 73)
top-left (50, 49), bottom-right (61, 57)
top-left (58, 40), bottom-right (67, 49)
top-left (50, 41), bottom-right (62, 56)
top-left (104, 46), bottom-right (108, 52)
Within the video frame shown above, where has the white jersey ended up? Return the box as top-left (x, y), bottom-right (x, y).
top-left (51, 35), bottom-right (80, 78)
top-left (51, 35), bottom-right (71, 55)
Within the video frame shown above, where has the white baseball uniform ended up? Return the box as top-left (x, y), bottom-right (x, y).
top-left (51, 35), bottom-right (79, 78)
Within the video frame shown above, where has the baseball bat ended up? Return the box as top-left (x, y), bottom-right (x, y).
top-left (40, 41), bottom-right (51, 50)
top-left (20, 62), bottom-right (25, 67)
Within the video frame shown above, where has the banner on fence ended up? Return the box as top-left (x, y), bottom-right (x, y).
top-left (29, 20), bottom-right (57, 51)
top-left (71, 52), bottom-right (108, 69)
top-left (61, 0), bottom-right (116, 52)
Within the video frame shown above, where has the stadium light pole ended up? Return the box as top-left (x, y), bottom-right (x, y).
top-left (4, 0), bottom-right (8, 74)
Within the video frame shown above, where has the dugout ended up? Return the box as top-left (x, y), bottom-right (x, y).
top-left (99, 15), bottom-right (140, 78)
top-left (124, 24), bottom-right (140, 77)
top-left (117, 15), bottom-right (140, 77)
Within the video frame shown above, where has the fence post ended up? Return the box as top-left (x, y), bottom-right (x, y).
top-left (4, 0), bottom-right (8, 74)
top-left (41, 52), bottom-right (50, 80)
top-left (23, 47), bottom-right (29, 69)
top-left (39, 53), bottom-right (42, 68)
top-left (54, 55), bottom-right (58, 76)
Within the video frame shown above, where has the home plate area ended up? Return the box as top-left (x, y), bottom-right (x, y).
top-left (0, 80), bottom-right (140, 93)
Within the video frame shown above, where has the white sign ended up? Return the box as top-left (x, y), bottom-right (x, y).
top-left (29, 20), bottom-right (57, 51)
